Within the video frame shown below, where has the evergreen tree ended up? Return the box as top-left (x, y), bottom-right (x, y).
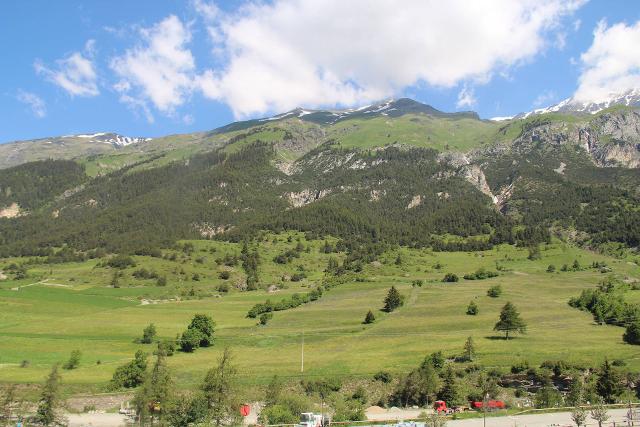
top-left (35, 365), bottom-right (63, 426)
top-left (265, 375), bottom-right (284, 407)
top-left (383, 286), bottom-right (404, 312)
top-left (463, 337), bottom-right (476, 362)
top-left (566, 376), bottom-right (584, 407)
top-left (135, 351), bottom-right (172, 425)
top-left (201, 348), bottom-right (241, 426)
top-left (62, 350), bottom-right (81, 370)
top-left (363, 310), bottom-right (376, 324)
top-left (438, 367), bottom-right (461, 406)
top-left (494, 302), bottom-right (527, 339)
top-left (596, 359), bottom-right (623, 403)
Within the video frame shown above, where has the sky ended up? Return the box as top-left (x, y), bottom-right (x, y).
top-left (1, 0), bottom-right (639, 143)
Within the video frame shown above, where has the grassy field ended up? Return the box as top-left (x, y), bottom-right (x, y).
top-left (1, 234), bottom-right (639, 394)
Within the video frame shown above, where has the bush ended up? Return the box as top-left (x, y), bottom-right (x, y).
top-left (487, 285), bottom-right (502, 298)
top-left (624, 321), bottom-right (640, 345)
top-left (217, 283), bottom-right (230, 293)
top-left (219, 271), bottom-right (230, 280)
top-left (259, 312), bottom-right (273, 325)
top-left (156, 276), bottom-right (167, 286)
top-left (546, 265), bottom-right (556, 273)
top-left (156, 340), bottom-right (176, 356)
top-left (442, 273), bottom-right (459, 283)
top-left (141, 323), bottom-right (157, 344)
top-left (180, 328), bottom-right (203, 352)
top-left (110, 350), bottom-right (147, 389)
top-left (373, 371), bottom-right (392, 383)
top-left (463, 268), bottom-right (499, 280)
top-left (466, 301), bottom-right (479, 315)
top-left (106, 255), bottom-right (136, 269)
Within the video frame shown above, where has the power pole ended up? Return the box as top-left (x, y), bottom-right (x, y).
top-left (301, 331), bottom-right (304, 373)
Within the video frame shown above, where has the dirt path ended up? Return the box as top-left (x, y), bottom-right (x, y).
top-left (66, 413), bottom-right (129, 427)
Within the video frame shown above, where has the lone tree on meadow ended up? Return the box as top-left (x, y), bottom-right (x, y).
top-left (494, 302), bottom-right (527, 339)
top-left (364, 310), bottom-right (376, 324)
top-left (463, 336), bottom-right (476, 361)
top-left (383, 286), bottom-right (404, 312)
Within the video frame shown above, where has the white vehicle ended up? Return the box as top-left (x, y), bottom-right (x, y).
top-left (297, 412), bottom-right (330, 427)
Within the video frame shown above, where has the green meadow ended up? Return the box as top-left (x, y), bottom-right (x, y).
top-left (1, 233), bottom-right (639, 394)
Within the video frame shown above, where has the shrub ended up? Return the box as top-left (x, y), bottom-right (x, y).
top-left (546, 265), bottom-right (556, 273)
top-left (141, 323), bottom-right (157, 344)
top-left (106, 255), bottom-right (136, 269)
top-left (219, 271), bottom-right (230, 280)
top-left (217, 283), bottom-right (230, 293)
top-left (466, 301), bottom-right (478, 315)
top-left (156, 276), bottom-right (167, 287)
top-left (259, 312), bottom-right (273, 325)
top-left (463, 268), bottom-right (498, 280)
top-left (442, 273), bottom-right (459, 283)
top-left (373, 371), bottom-right (392, 383)
top-left (180, 328), bottom-right (203, 352)
top-left (487, 285), bottom-right (503, 298)
top-left (110, 350), bottom-right (147, 389)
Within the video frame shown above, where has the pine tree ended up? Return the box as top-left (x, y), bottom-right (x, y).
top-left (494, 302), bottom-right (527, 339)
top-left (596, 359), bottom-right (623, 403)
top-left (35, 365), bottom-right (62, 426)
top-left (383, 286), bottom-right (404, 312)
top-left (202, 347), bottom-right (240, 426)
top-left (363, 310), bottom-right (376, 324)
top-left (566, 376), bottom-right (584, 406)
top-left (438, 366), bottom-right (460, 406)
top-left (134, 351), bottom-right (172, 425)
top-left (463, 337), bottom-right (476, 361)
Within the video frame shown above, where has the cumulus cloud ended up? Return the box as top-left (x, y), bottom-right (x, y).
top-left (195, 0), bottom-right (584, 117)
top-left (110, 15), bottom-right (196, 115)
top-left (456, 86), bottom-right (477, 108)
top-left (573, 20), bottom-right (640, 103)
top-left (35, 40), bottom-right (99, 97)
top-left (16, 90), bottom-right (47, 118)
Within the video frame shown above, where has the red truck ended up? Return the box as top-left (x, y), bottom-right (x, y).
top-left (471, 400), bottom-right (506, 410)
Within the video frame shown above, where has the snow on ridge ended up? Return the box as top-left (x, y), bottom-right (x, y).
top-left (77, 132), bottom-right (108, 138)
top-left (489, 116), bottom-right (514, 122)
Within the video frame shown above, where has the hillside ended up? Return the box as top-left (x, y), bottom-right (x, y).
top-left (0, 99), bottom-right (639, 256)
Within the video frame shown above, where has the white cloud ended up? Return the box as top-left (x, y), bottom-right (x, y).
top-left (35, 41), bottom-right (99, 97)
top-left (456, 86), bottom-right (477, 108)
top-left (195, 0), bottom-right (584, 117)
top-left (533, 90), bottom-right (557, 107)
top-left (16, 90), bottom-right (47, 118)
top-left (574, 20), bottom-right (640, 103)
top-left (110, 15), bottom-right (196, 115)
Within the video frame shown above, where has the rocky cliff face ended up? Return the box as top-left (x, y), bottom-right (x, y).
top-left (511, 109), bottom-right (640, 168)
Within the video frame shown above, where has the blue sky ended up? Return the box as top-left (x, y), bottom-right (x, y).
top-left (1, 0), bottom-right (639, 143)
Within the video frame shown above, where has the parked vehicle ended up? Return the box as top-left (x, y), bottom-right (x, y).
top-left (470, 400), bottom-right (506, 410)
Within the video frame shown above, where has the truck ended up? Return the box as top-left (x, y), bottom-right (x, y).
top-left (297, 412), bottom-right (330, 427)
top-left (470, 400), bottom-right (506, 410)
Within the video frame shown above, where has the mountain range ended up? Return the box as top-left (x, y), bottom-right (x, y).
top-left (0, 94), bottom-right (639, 256)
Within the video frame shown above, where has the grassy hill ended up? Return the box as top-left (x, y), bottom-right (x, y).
top-left (1, 233), bottom-right (639, 393)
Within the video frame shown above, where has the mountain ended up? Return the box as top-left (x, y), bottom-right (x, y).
top-left (517, 88), bottom-right (640, 118)
top-left (0, 98), bottom-right (639, 257)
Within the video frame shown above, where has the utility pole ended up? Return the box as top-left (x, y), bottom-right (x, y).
top-left (483, 392), bottom-right (489, 427)
top-left (301, 332), bottom-right (304, 373)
